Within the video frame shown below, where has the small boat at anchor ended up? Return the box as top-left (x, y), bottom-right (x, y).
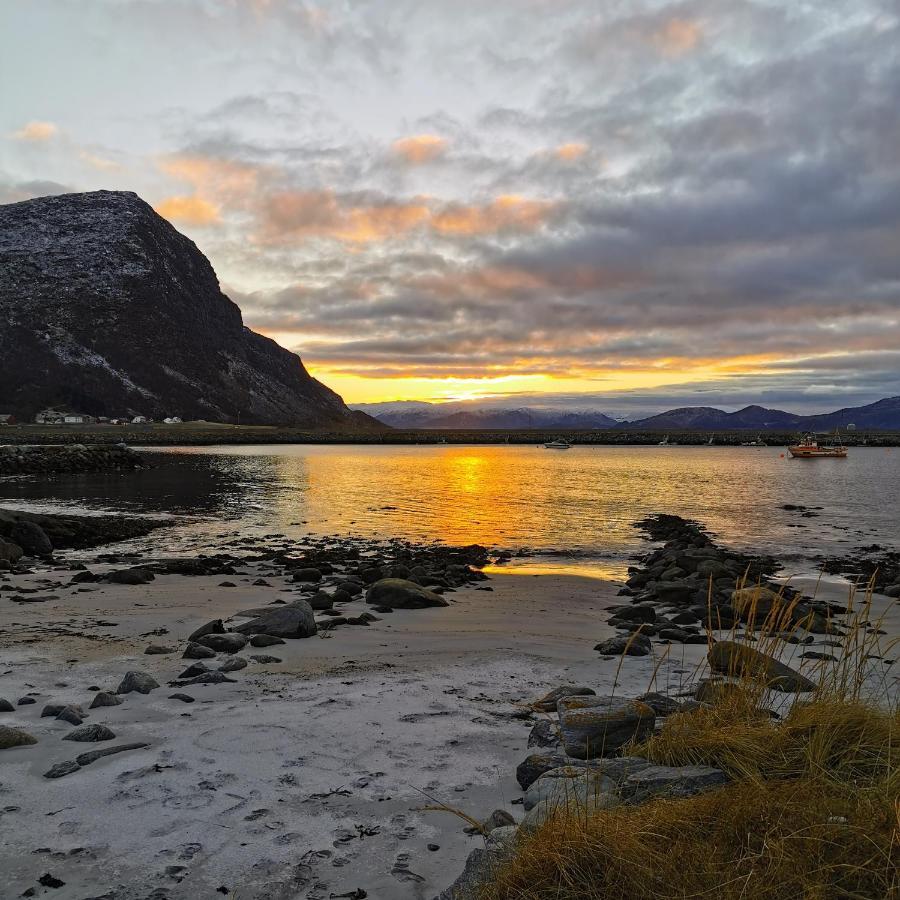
top-left (741, 434), bottom-right (767, 447)
top-left (544, 439), bottom-right (572, 450)
top-left (788, 431), bottom-right (848, 459)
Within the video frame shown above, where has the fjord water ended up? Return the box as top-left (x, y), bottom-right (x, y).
top-left (2, 444), bottom-right (898, 574)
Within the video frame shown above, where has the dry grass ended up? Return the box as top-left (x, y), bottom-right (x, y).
top-left (480, 575), bottom-right (899, 900)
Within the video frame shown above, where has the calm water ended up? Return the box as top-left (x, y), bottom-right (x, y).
top-left (1, 444), bottom-right (898, 574)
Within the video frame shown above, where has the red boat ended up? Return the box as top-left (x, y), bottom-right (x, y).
top-left (788, 432), bottom-right (848, 459)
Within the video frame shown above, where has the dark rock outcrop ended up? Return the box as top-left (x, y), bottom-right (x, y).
top-left (0, 190), bottom-right (382, 428)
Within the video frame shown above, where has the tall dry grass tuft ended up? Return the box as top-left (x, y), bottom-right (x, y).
top-left (480, 573), bottom-right (899, 900)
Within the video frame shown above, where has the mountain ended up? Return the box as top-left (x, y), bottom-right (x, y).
top-left (627, 399), bottom-right (900, 431)
top-left (627, 404), bottom-right (803, 430)
top-left (0, 190), bottom-right (379, 428)
top-left (354, 397), bottom-right (900, 431)
top-left (351, 401), bottom-right (618, 430)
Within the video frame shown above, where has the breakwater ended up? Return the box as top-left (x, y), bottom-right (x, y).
top-left (0, 443), bottom-right (147, 475)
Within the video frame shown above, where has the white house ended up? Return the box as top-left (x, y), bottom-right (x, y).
top-left (163, 416), bottom-right (183, 424)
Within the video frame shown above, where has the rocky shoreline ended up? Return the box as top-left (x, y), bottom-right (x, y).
top-left (0, 443), bottom-right (147, 476)
top-left (0, 510), bottom-right (895, 898)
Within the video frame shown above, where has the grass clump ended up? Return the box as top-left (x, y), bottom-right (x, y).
top-left (481, 576), bottom-right (899, 900)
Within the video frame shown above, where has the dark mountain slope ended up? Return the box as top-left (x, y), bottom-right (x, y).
top-left (0, 190), bottom-right (379, 428)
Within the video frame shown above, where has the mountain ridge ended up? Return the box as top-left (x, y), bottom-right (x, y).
top-left (0, 190), bottom-right (380, 429)
top-left (353, 397), bottom-right (900, 430)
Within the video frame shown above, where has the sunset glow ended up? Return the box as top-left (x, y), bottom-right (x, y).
top-left (2, 1), bottom-right (899, 411)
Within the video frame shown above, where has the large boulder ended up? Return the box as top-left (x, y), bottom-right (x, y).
top-left (0, 540), bottom-right (23, 563)
top-left (187, 619), bottom-right (225, 642)
top-left (620, 764), bottom-right (729, 801)
top-left (557, 696), bottom-right (656, 759)
top-left (63, 724), bottom-right (116, 742)
top-left (365, 578), bottom-right (449, 609)
top-left (708, 641), bottom-right (817, 692)
top-left (196, 632), bottom-right (247, 654)
top-left (234, 601), bottom-right (317, 638)
top-left (0, 725), bottom-right (38, 749)
top-left (731, 586), bottom-right (785, 621)
top-left (10, 520), bottom-right (53, 557)
top-left (106, 567), bottom-right (155, 585)
top-left (116, 670), bottom-right (160, 695)
top-left (523, 766), bottom-right (616, 812)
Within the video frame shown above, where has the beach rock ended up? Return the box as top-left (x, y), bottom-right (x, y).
top-left (557, 696), bottom-right (656, 759)
top-left (45, 760), bottom-right (81, 778)
top-left (708, 641), bottom-right (817, 692)
top-left (169, 693), bottom-right (195, 703)
top-left (527, 719), bottom-right (560, 748)
top-left (116, 671), bottom-right (160, 695)
top-left (250, 654), bottom-right (282, 664)
top-left (144, 644), bottom-right (174, 655)
top-left (612, 604), bottom-right (657, 623)
top-left (178, 662), bottom-right (210, 678)
top-left (0, 540), bottom-right (23, 563)
top-left (183, 641), bottom-right (217, 659)
top-left (365, 578), bottom-right (449, 609)
top-left (523, 766), bottom-right (618, 810)
top-left (621, 764), bottom-right (730, 801)
top-left (635, 692), bottom-right (683, 717)
top-left (187, 619), bottom-right (225, 642)
top-left (514, 752), bottom-right (625, 790)
top-left (17, 696), bottom-right (37, 706)
top-left (10, 521), bottom-right (53, 557)
top-left (40, 704), bottom-right (67, 718)
top-left (76, 742), bottom-right (149, 766)
top-left (218, 656), bottom-right (248, 673)
top-left (106, 566), bottom-right (155, 585)
top-left (63, 724), bottom-right (116, 742)
top-left (594, 633), bottom-right (651, 656)
top-left (731, 586), bottom-right (786, 621)
top-left (197, 632), bottom-right (247, 654)
top-left (483, 809), bottom-right (515, 832)
top-left (89, 691), bottom-right (122, 709)
top-left (0, 725), bottom-right (38, 749)
top-left (174, 672), bottom-right (237, 686)
top-left (55, 706), bottom-right (86, 725)
top-left (307, 591), bottom-right (335, 611)
top-left (531, 685), bottom-right (596, 712)
top-left (249, 634), bottom-right (285, 647)
top-left (234, 602), bottom-right (317, 638)
top-left (0, 698), bottom-right (14, 712)
top-left (291, 567), bottom-right (322, 583)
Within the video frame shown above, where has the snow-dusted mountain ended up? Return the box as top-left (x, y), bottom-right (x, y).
top-left (0, 190), bottom-right (378, 428)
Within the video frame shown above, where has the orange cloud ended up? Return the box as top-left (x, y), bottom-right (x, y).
top-left (555, 142), bottom-right (588, 162)
top-left (392, 134), bottom-right (448, 164)
top-left (79, 151), bottom-right (120, 171)
top-left (12, 121), bottom-right (58, 141)
top-left (159, 154), bottom-right (261, 209)
top-left (655, 18), bottom-right (702, 57)
top-left (259, 190), bottom-right (429, 243)
top-left (155, 195), bottom-right (221, 226)
top-left (430, 195), bottom-right (557, 236)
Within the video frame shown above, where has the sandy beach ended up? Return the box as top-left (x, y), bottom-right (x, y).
top-left (0, 547), bottom-right (677, 900)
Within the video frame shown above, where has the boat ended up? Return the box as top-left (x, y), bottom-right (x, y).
top-left (788, 431), bottom-right (848, 459)
top-left (657, 436), bottom-right (677, 446)
top-left (544, 439), bottom-right (572, 450)
top-left (741, 434), bottom-right (767, 447)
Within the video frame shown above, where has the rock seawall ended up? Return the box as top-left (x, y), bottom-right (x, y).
top-left (0, 443), bottom-right (146, 476)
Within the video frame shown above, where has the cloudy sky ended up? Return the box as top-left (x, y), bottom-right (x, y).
top-left (2, 0), bottom-right (899, 413)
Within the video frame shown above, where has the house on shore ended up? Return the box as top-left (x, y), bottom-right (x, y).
top-left (0, 414), bottom-right (16, 426)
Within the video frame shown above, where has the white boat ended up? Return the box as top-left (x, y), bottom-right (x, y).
top-left (657, 436), bottom-right (677, 446)
top-left (741, 434), bottom-right (767, 447)
top-left (544, 439), bottom-right (572, 450)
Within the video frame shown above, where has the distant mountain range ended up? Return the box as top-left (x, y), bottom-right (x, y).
top-left (353, 397), bottom-right (900, 431)
top-left (350, 401), bottom-right (619, 430)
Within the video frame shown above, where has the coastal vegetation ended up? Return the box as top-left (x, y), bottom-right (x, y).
top-left (475, 578), bottom-right (899, 900)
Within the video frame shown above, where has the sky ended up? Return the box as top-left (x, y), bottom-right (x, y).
top-left (1, 0), bottom-right (899, 414)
